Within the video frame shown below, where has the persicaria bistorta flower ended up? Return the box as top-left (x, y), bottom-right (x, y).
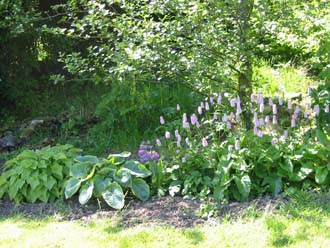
top-left (198, 106), bottom-right (203, 115)
top-left (165, 131), bottom-right (170, 139)
top-left (260, 103), bottom-right (264, 113)
top-left (230, 98), bottom-right (237, 107)
top-left (228, 145), bottom-right (233, 152)
top-left (160, 116), bottom-right (165, 124)
top-left (313, 105), bottom-right (320, 114)
top-left (235, 139), bottom-right (240, 150)
top-left (326, 105), bottom-right (329, 113)
top-left (202, 137), bottom-right (208, 147)
top-left (273, 104), bottom-right (277, 115)
top-left (272, 115), bottom-right (277, 125)
top-left (288, 100), bottom-right (292, 110)
top-left (156, 139), bottom-right (161, 146)
top-left (205, 102), bottom-right (210, 111)
top-left (176, 104), bottom-right (180, 111)
top-left (278, 96), bottom-right (283, 105)
top-left (217, 94), bottom-right (222, 104)
top-left (269, 98), bottom-right (273, 106)
top-left (271, 138), bottom-right (278, 146)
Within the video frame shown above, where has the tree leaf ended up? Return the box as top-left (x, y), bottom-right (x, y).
top-left (65, 178), bottom-right (81, 199)
top-left (131, 178), bottom-right (150, 201)
top-left (79, 180), bottom-right (94, 205)
top-left (102, 182), bottom-right (124, 209)
top-left (122, 160), bottom-right (151, 178)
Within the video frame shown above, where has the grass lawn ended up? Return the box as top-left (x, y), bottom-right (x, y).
top-left (1, 191), bottom-right (330, 248)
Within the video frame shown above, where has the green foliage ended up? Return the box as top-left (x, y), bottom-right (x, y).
top-left (64, 152), bottom-right (151, 209)
top-left (152, 88), bottom-right (330, 205)
top-left (0, 144), bottom-right (81, 203)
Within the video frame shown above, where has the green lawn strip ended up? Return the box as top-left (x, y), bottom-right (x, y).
top-left (1, 191), bottom-right (330, 248)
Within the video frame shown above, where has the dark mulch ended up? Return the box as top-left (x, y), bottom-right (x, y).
top-left (0, 195), bottom-right (287, 228)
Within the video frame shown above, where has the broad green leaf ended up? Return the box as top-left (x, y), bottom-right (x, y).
top-left (315, 166), bottom-right (328, 184)
top-left (264, 175), bottom-right (282, 195)
top-left (122, 160), bottom-right (151, 177)
top-left (47, 176), bottom-right (57, 190)
top-left (79, 180), bottom-right (94, 205)
top-left (114, 169), bottom-right (132, 187)
top-left (316, 128), bottom-right (329, 145)
top-left (234, 175), bottom-right (251, 201)
top-left (70, 163), bottom-right (91, 179)
top-left (131, 178), bottom-right (150, 201)
top-left (26, 176), bottom-right (40, 190)
top-left (280, 160), bottom-right (293, 173)
top-left (102, 182), bottom-right (124, 209)
top-left (50, 163), bottom-right (63, 180)
top-left (75, 155), bottom-right (98, 163)
top-left (93, 175), bottom-right (112, 196)
top-left (65, 178), bottom-right (81, 199)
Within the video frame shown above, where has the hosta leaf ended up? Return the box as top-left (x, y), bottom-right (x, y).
top-left (79, 180), bottom-right (94, 205)
top-left (65, 178), bottom-right (81, 199)
top-left (75, 155), bottom-right (98, 163)
top-left (47, 176), bottom-right (57, 190)
top-left (102, 182), bottom-right (124, 209)
top-left (315, 166), bottom-right (328, 184)
top-left (70, 163), bottom-right (92, 179)
top-left (93, 176), bottom-right (112, 197)
top-left (50, 163), bottom-right (63, 180)
top-left (131, 178), bottom-right (150, 201)
top-left (114, 169), bottom-right (132, 187)
top-left (122, 160), bottom-right (151, 178)
top-left (26, 176), bottom-right (40, 190)
top-left (234, 175), bottom-right (251, 201)
top-left (108, 151), bottom-right (131, 158)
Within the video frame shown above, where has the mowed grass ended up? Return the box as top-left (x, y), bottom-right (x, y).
top-left (1, 191), bottom-right (330, 248)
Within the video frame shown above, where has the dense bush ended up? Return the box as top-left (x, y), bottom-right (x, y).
top-left (0, 144), bottom-right (81, 203)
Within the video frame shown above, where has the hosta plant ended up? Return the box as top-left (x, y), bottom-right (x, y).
top-left (0, 144), bottom-right (81, 203)
top-left (64, 152), bottom-right (151, 209)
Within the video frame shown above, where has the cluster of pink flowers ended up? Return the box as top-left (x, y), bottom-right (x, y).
top-left (155, 87), bottom-right (329, 161)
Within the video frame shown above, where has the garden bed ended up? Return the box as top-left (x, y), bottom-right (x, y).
top-left (0, 195), bottom-right (286, 228)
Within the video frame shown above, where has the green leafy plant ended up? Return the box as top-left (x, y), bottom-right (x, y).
top-left (0, 144), bottom-right (81, 203)
top-left (64, 152), bottom-right (152, 209)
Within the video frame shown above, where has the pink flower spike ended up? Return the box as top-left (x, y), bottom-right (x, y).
top-left (228, 145), bottom-right (233, 152)
top-left (160, 116), bottom-right (165, 125)
top-left (200, 102), bottom-right (205, 108)
top-left (272, 115), bottom-right (277, 125)
top-left (235, 140), bottom-right (240, 150)
top-left (156, 139), bottom-right (161, 146)
top-left (265, 115), bottom-right (270, 123)
top-left (259, 103), bottom-right (264, 113)
top-left (198, 106), bottom-right (203, 115)
top-left (306, 103), bottom-right (311, 110)
top-left (213, 113), bottom-right (218, 120)
top-left (176, 104), bottom-right (180, 111)
top-left (278, 96), bottom-right (283, 105)
top-left (222, 114), bottom-right (227, 122)
top-left (176, 140), bottom-right (181, 147)
top-left (237, 102), bottom-right (242, 114)
top-left (257, 93), bottom-right (263, 104)
top-left (183, 113), bottom-right (187, 122)
top-left (227, 121), bottom-right (232, 129)
top-left (307, 86), bottom-right (312, 95)
top-left (165, 131), bottom-right (170, 139)
top-left (175, 129), bottom-right (179, 137)
top-left (236, 96), bottom-right (241, 104)
top-left (202, 137), bottom-right (208, 147)
top-left (259, 118), bottom-right (264, 126)
top-left (313, 105), bottom-right (320, 114)
top-left (273, 104), bottom-right (277, 115)
top-left (191, 114), bottom-right (197, 125)
top-left (205, 102), bottom-right (210, 111)
top-left (253, 125), bottom-right (258, 135)
top-left (325, 105), bottom-right (329, 113)
top-left (185, 137), bottom-right (189, 145)
top-left (217, 94), bottom-right (222, 104)
top-left (291, 118), bottom-right (296, 128)
top-left (210, 97), bottom-right (214, 103)
top-left (257, 130), bottom-right (263, 137)
top-left (183, 121), bottom-right (190, 129)
top-left (230, 98), bottom-right (236, 107)
top-left (288, 100), bottom-right (292, 110)
top-left (269, 98), bottom-right (273, 106)
top-left (304, 112), bottom-right (308, 119)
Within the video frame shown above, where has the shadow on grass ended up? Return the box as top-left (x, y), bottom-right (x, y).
top-left (265, 190), bottom-right (330, 247)
top-left (183, 229), bottom-right (205, 244)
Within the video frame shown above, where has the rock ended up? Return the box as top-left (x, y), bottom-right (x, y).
top-left (0, 131), bottom-right (16, 151)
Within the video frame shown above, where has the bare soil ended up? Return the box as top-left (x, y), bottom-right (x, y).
top-left (0, 195), bottom-right (287, 228)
